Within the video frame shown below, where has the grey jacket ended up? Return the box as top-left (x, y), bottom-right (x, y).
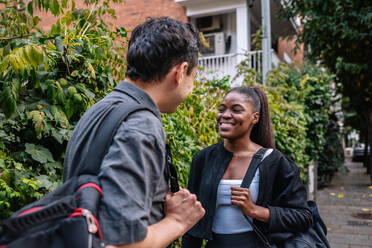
top-left (64, 82), bottom-right (168, 245)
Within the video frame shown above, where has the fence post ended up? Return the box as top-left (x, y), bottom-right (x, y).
top-left (308, 162), bottom-right (317, 201)
top-left (261, 0), bottom-right (272, 85)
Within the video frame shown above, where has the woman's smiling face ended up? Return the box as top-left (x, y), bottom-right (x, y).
top-left (217, 91), bottom-right (259, 140)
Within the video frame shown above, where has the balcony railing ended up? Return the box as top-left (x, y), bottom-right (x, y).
top-left (198, 53), bottom-right (237, 78)
top-left (198, 50), bottom-right (265, 81)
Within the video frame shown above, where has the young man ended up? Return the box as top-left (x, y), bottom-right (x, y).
top-left (63, 17), bottom-right (205, 247)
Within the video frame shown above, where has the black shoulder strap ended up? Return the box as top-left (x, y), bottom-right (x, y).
top-left (165, 144), bottom-right (180, 193)
top-left (240, 147), bottom-right (268, 189)
top-left (82, 102), bottom-right (156, 175)
top-left (240, 147), bottom-right (272, 248)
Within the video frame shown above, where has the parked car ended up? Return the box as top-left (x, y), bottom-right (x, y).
top-left (352, 144), bottom-right (371, 162)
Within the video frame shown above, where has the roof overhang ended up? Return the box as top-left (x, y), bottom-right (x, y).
top-left (175, 0), bottom-right (246, 17)
top-left (176, 0), bottom-right (298, 37)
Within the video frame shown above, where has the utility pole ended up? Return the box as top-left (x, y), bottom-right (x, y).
top-left (261, 0), bottom-right (271, 85)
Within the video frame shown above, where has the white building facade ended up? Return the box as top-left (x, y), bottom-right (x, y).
top-left (175, 0), bottom-right (297, 82)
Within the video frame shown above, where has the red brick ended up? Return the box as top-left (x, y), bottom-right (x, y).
top-left (278, 36), bottom-right (304, 67)
top-left (36, 0), bottom-right (187, 34)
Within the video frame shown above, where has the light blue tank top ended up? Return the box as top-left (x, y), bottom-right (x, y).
top-left (212, 149), bottom-right (272, 234)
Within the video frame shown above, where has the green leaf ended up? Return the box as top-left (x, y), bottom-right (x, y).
top-left (25, 143), bottom-right (55, 164)
top-left (22, 46), bottom-right (32, 65)
top-left (1, 79), bottom-right (20, 118)
top-left (50, 105), bottom-right (69, 128)
top-left (32, 46), bottom-right (44, 65)
top-left (50, 0), bottom-right (60, 16)
top-left (33, 16), bottom-right (41, 26)
top-left (27, 110), bottom-right (46, 138)
top-left (27, 1), bottom-right (33, 16)
top-left (62, 0), bottom-right (68, 8)
top-left (25, 45), bottom-right (38, 70)
top-left (35, 175), bottom-right (59, 191)
top-left (71, 70), bottom-right (79, 77)
top-left (86, 62), bottom-right (96, 79)
top-left (9, 55), bottom-right (19, 71)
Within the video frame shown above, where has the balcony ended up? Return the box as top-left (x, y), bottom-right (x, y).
top-left (198, 53), bottom-right (238, 79)
top-left (198, 50), bottom-right (279, 83)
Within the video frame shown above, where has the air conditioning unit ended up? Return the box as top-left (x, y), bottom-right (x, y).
top-left (201, 32), bottom-right (225, 55)
top-left (196, 16), bottom-right (221, 32)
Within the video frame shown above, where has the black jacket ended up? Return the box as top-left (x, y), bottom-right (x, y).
top-left (182, 142), bottom-right (313, 247)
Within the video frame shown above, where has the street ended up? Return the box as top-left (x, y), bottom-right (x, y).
top-left (317, 156), bottom-right (372, 248)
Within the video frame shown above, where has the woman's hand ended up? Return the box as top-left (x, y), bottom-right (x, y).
top-left (230, 186), bottom-right (255, 216)
top-left (230, 186), bottom-right (270, 223)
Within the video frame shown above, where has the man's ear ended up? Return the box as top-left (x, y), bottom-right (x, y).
top-left (174, 62), bottom-right (189, 85)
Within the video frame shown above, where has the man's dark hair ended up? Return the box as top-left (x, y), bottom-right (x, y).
top-left (126, 17), bottom-right (201, 82)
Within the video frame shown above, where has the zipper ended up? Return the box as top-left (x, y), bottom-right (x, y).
top-left (82, 209), bottom-right (98, 248)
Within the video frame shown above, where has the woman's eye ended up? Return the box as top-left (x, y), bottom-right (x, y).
top-left (218, 107), bottom-right (225, 112)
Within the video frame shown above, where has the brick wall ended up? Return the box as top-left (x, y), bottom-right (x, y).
top-left (277, 36), bottom-right (304, 67)
top-left (108, 0), bottom-right (187, 32)
top-left (36, 0), bottom-right (187, 33)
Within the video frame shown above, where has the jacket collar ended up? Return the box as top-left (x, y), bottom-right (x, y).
top-left (114, 81), bottom-right (162, 120)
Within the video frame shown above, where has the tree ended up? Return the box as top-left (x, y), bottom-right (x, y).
top-left (281, 0), bottom-right (372, 180)
top-left (0, 0), bottom-right (126, 219)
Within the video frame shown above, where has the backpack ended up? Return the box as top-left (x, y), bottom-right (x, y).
top-left (0, 101), bottom-right (165, 248)
top-left (241, 148), bottom-right (330, 248)
top-left (0, 175), bottom-right (103, 248)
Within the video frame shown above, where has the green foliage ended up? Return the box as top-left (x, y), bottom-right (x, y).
top-left (281, 0), bottom-right (371, 107)
top-left (281, 1), bottom-right (372, 160)
top-left (268, 64), bottom-right (332, 159)
top-left (267, 63), bottom-right (344, 184)
top-left (0, 0), bottom-right (127, 219)
top-left (317, 113), bottom-right (346, 186)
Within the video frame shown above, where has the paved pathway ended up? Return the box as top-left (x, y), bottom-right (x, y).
top-left (317, 157), bottom-right (372, 248)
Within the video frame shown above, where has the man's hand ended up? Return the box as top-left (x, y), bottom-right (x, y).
top-left (164, 188), bottom-right (205, 235)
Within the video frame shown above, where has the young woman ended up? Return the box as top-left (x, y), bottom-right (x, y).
top-left (182, 87), bottom-right (313, 248)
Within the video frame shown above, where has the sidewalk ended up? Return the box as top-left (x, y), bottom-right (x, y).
top-left (317, 157), bottom-right (372, 248)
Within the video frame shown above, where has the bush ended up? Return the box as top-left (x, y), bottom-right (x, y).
top-left (317, 113), bottom-right (346, 186)
top-left (0, 0), bottom-right (126, 219)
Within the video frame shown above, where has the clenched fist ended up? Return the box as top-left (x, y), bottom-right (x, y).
top-left (165, 188), bottom-right (205, 234)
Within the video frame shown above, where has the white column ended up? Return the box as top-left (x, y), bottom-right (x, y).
top-left (262, 0), bottom-right (272, 85)
top-left (236, 4), bottom-right (249, 64)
